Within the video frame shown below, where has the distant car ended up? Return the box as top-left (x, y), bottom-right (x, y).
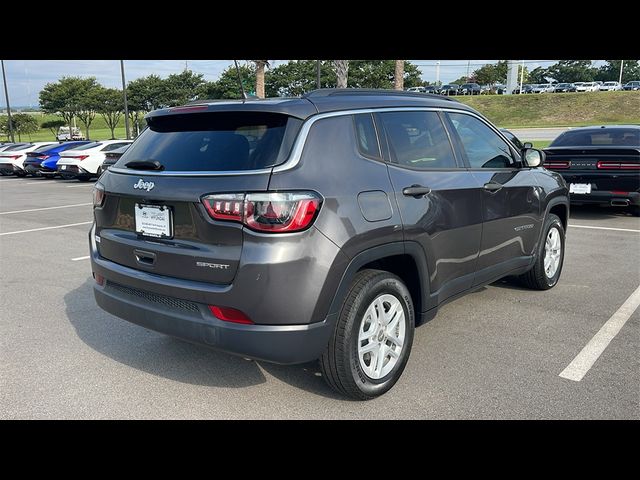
top-left (531, 84), bottom-right (546, 93)
top-left (439, 84), bottom-right (460, 95)
top-left (56, 126), bottom-right (85, 141)
top-left (600, 81), bottom-right (623, 91)
top-left (513, 84), bottom-right (535, 94)
top-left (99, 144), bottom-right (130, 176)
top-left (480, 85), bottom-right (492, 94)
top-left (56, 139), bottom-right (133, 180)
top-left (0, 142), bottom-right (57, 176)
top-left (423, 85), bottom-right (438, 94)
top-left (459, 83), bottom-right (481, 95)
top-left (406, 86), bottom-right (426, 93)
top-left (0, 142), bottom-right (31, 153)
top-left (495, 84), bottom-right (507, 94)
top-left (22, 141), bottom-right (92, 177)
top-left (573, 82), bottom-right (585, 89)
top-left (623, 81), bottom-right (640, 91)
top-left (544, 125), bottom-right (640, 215)
top-left (553, 83), bottom-right (576, 93)
top-left (576, 82), bottom-right (600, 92)
top-left (500, 129), bottom-right (532, 151)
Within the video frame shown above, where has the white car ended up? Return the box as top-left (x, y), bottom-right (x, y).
top-left (537, 83), bottom-right (556, 93)
top-left (56, 139), bottom-right (132, 181)
top-left (576, 82), bottom-right (600, 92)
top-left (0, 142), bottom-right (57, 176)
top-left (600, 81), bottom-right (623, 91)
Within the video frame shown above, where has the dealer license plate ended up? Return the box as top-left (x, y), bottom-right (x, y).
top-left (569, 183), bottom-right (591, 194)
top-left (135, 204), bottom-right (172, 238)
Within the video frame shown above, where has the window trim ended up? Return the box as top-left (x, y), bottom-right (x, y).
top-left (373, 110), bottom-right (464, 172)
top-left (443, 110), bottom-right (520, 171)
top-left (351, 113), bottom-right (383, 161)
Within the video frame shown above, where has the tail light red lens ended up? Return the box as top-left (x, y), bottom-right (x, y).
top-left (65, 155), bottom-right (89, 161)
top-left (1, 155), bottom-right (21, 160)
top-left (597, 161), bottom-right (640, 170)
top-left (544, 161), bottom-right (570, 169)
top-left (93, 183), bottom-right (105, 207)
top-left (208, 305), bottom-right (253, 324)
top-left (36, 155), bottom-right (50, 160)
top-left (202, 192), bottom-right (322, 233)
top-left (94, 273), bottom-right (104, 286)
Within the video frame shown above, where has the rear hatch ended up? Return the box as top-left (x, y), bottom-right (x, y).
top-left (544, 147), bottom-right (640, 191)
top-left (94, 109), bottom-right (303, 284)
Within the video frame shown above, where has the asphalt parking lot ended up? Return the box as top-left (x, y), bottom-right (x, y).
top-left (1, 175), bottom-right (638, 419)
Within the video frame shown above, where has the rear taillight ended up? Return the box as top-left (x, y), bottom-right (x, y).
top-left (202, 192), bottom-right (322, 233)
top-left (64, 155), bottom-right (89, 161)
top-left (36, 155), bottom-right (50, 160)
top-left (596, 161), bottom-right (640, 170)
top-left (544, 161), bottom-right (570, 169)
top-left (208, 305), bottom-right (253, 324)
top-left (93, 273), bottom-right (104, 286)
top-left (1, 155), bottom-right (21, 160)
top-left (93, 183), bottom-right (105, 207)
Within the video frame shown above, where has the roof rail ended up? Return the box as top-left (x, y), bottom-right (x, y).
top-left (303, 88), bottom-right (458, 101)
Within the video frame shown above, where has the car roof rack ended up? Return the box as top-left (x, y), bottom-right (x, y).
top-left (302, 88), bottom-right (457, 101)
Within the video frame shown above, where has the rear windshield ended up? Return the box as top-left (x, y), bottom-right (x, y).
top-left (3, 143), bottom-right (33, 152)
top-left (550, 129), bottom-right (640, 147)
top-left (114, 111), bottom-right (302, 172)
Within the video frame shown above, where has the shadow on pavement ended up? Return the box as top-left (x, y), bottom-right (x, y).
top-left (64, 278), bottom-right (342, 399)
top-left (570, 204), bottom-right (637, 221)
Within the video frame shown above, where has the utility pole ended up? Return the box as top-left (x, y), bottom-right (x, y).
top-left (519, 60), bottom-right (525, 94)
top-left (185, 60), bottom-right (188, 71)
top-left (1, 60), bottom-right (15, 142)
top-left (466, 60), bottom-right (471, 81)
top-left (436, 61), bottom-right (440, 86)
top-left (121, 60), bottom-right (130, 140)
top-left (619, 60), bottom-right (624, 84)
top-left (316, 60), bottom-right (321, 89)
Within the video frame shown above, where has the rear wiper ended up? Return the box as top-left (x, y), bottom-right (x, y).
top-left (124, 160), bottom-right (164, 170)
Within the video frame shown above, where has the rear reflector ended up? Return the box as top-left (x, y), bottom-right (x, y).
top-left (208, 305), bottom-right (254, 324)
top-left (94, 273), bottom-right (104, 286)
top-left (544, 161), bottom-right (570, 169)
top-left (597, 161), bottom-right (640, 169)
top-left (611, 191), bottom-right (629, 195)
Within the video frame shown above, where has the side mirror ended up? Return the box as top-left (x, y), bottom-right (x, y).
top-left (523, 148), bottom-right (545, 167)
top-left (523, 142), bottom-right (533, 149)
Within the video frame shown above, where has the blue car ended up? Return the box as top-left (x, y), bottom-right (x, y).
top-left (23, 141), bottom-right (92, 177)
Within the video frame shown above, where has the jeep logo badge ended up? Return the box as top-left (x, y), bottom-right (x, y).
top-left (134, 179), bottom-right (155, 192)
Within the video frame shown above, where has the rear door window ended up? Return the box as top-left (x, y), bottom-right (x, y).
top-left (114, 112), bottom-right (301, 172)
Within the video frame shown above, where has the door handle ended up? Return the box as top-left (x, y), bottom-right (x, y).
top-left (483, 181), bottom-right (503, 192)
top-left (402, 185), bottom-right (432, 198)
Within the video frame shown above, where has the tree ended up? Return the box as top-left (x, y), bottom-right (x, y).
top-left (394, 60), bottom-right (404, 90)
top-left (333, 60), bottom-right (349, 88)
top-left (75, 78), bottom-right (101, 139)
top-left (163, 70), bottom-right (205, 106)
top-left (196, 64), bottom-right (255, 100)
top-left (96, 87), bottom-right (124, 139)
top-left (347, 61), bottom-right (422, 89)
top-left (596, 60), bottom-right (640, 83)
top-left (473, 61), bottom-right (508, 85)
top-left (12, 113), bottom-right (39, 141)
top-left (544, 60), bottom-right (597, 83)
top-left (265, 60), bottom-right (335, 97)
top-left (39, 76), bottom-right (96, 137)
top-left (0, 117), bottom-right (11, 141)
top-left (41, 119), bottom-right (66, 139)
top-left (253, 60), bottom-right (269, 98)
top-left (127, 75), bottom-right (166, 112)
top-left (528, 66), bottom-right (549, 84)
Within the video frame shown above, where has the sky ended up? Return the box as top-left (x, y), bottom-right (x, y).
top-left (0, 59), bottom-right (597, 107)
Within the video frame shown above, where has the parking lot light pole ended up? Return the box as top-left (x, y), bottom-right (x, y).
top-left (619, 60), bottom-right (624, 84)
top-left (121, 60), bottom-right (131, 140)
top-left (1, 60), bottom-right (15, 143)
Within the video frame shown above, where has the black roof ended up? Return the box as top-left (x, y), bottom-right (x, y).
top-left (148, 88), bottom-right (472, 121)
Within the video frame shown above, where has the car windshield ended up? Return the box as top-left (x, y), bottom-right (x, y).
top-left (550, 128), bottom-right (640, 147)
top-left (604, 82), bottom-right (616, 86)
top-left (68, 142), bottom-right (102, 151)
top-left (2, 143), bottom-right (32, 152)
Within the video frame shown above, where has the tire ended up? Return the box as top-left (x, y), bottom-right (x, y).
top-left (77, 175), bottom-right (93, 182)
top-left (519, 213), bottom-right (565, 290)
top-left (60, 173), bottom-right (75, 180)
top-left (630, 205), bottom-right (640, 217)
top-left (320, 269), bottom-right (415, 400)
top-left (15, 171), bottom-right (26, 177)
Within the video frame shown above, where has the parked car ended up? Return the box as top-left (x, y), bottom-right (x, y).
top-left (56, 140), bottom-right (133, 181)
top-left (553, 83), bottom-right (576, 93)
top-left (90, 88), bottom-right (569, 399)
top-left (423, 85), bottom-right (438, 94)
top-left (600, 81), bottom-right (623, 91)
top-left (495, 84), bottom-right (508, 94)
top-left (573, 82), bottom-right (585, 90)
top-left (459, 83), bottom-right (481, 95)
top-left (513, 84), bottom-right (534, 94)
top-left (0, 142), bottom-right (57, 176)
top-left (500, 129), bottom-right (533, 151)
top-left (22, 141), bottom-right (92, 177)
top-left (480, 84), bottom-right (492, 94)
top-left (623, 81), bottom-right (640, 91)
top-left (99, 144), bottom-right (130, 176)
top-left (531, 84), bottom-right (546, 93)
top-left (0, 142), bottom-right (31, 153)
top-left (56, 126), bottom-right (85, 141)
top-left (439, 84), bottom-right (460, 95)
top-left (406, 86), bottom-right (426, 93)
top-left (576, 82), bottom-right (600, 92)
top-left (544, 125), bottom-right (639, 215)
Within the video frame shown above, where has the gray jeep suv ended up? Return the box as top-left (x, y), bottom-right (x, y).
top-left (90, 89), bottom-right (569, 399)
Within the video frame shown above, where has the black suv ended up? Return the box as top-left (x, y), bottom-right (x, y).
top-left (90, 89), bottom-right (569, 399)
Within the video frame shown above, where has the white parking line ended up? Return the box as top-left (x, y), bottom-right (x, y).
top-left (0, 203), bottom-right (92, 215)
top-left (569, 224), bottom-right (640, 233)
top-left (71, 255), bottom-right (90, 261)
top-left (559, 284), bottom-right (640, 382)
top-left (0, 221), bottom-right (92, 236)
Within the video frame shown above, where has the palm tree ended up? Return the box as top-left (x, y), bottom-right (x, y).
top-left (253, 60), bottom-right (269, 98)
top-left (333, 60), bottom-right (349, 88)
top-left (394, 60), bottom-right (404, 90)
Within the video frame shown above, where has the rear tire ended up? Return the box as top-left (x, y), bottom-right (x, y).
top-left (77, 175), bottom-right (93, 182)
top-left (630, 205), bottom-right (640, 217)
top-left (320, 269), bottom-right (415, 400)
top-left (15, 171), bottom-right (26, 177)
top-left (520, 213), bottom-right (565, 290)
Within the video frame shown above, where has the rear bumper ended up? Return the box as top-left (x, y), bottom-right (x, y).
top-left (93, 280), bottom-right (334, 364)
top-left (0, 163), bottom-right (23, 174)
top-left (569, 190), bottom-right (640, 206)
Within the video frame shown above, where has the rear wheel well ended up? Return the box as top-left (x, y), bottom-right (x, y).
top-left (549, 203), bottom-right (568, 230)
top-left (358, 255), bottom-right (422, 321)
